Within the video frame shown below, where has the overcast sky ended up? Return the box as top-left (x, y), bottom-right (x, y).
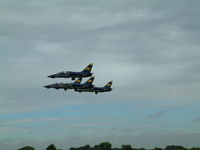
top-left (0, 0), bottom-right (200, 150)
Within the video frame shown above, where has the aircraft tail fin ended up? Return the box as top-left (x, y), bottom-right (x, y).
top-left (82, 63), bottom-right (93, 72)
top-left (104, 81), bottom-right (113, 88)
top-left (85, 76), bottom-right (95, 85)
top-left (74, 78), bottom-right (82, 84)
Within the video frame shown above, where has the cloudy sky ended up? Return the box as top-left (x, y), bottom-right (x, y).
top-left (0, 0), bottom-right (200, 150)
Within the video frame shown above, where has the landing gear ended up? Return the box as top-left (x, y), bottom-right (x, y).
top-left (72, 78), bottom-right (75, 80)
top-left (95, 91), bottom-right (98, 94)
top-left (64, 88), bottom-right (67, 91)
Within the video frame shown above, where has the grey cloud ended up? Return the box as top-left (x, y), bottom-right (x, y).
top-left (147, 111), bottom-right (166, 119)
top-left (1, 0), bottom-right (200, 114)
top-left (192, 117), bottom-right (200, 123)
top-left (0, 117), bottom-right (70, 125)
top-left (0, 3), bottom-right (200, 150)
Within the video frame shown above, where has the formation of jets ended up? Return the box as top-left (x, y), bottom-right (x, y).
top-left (44, 63), bottom-right (113, 94)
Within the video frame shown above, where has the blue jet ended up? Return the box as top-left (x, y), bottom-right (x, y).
top-left (48, 63), bottom-right (93, 80)
top-left (44, 78), bottom-right (82, 90)
top-left (76, 81), bottom-right (113, 94)
top-left (44, 76), bottom-right (95, 91)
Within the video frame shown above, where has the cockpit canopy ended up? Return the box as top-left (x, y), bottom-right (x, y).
top-left (56, 71), bottom-right (70, 74)
top-left (56, 71), bottom-right (64, 74)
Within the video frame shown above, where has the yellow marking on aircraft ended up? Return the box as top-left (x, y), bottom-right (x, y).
top-left (87, 80), bottom-right (92, 83)
top-left (85, 67), bottom-right (91, 71)
top-left (106, 82), bottom-right (112, 86)
top-left (76, 80), bottom-right (81, 83)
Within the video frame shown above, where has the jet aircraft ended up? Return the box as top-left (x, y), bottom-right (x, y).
top-left (76, 81), bottom-right (113, 94)
top-left (44, 76), bottom-right (95, 91)
top-left (44, 78), bottom-right (82, 90)
top-left (48, 63), bottom-right (93, 80)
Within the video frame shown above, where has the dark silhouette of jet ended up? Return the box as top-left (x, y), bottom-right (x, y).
top-left (76, 81), bottom-right (113, 94)
top-left (48, 63), bottom-right (93, 80)
top-left (44, 78), bottom-right (82, 90)
top-left (44, 76), bottom-right (95, 91)
top-left (44, 83), bottom-right (65, 89)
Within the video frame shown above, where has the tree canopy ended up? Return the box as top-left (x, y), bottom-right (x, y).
top-left (18, 146), bottom-right (35, 150)
top-left (18, 142), bottom-right (200, 150)
top-left (46, 144), bottom-right (57, 150)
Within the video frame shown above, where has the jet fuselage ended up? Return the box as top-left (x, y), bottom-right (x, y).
top-left (75, 81), bottom-right (113, 94)
top-left (48, 71), bottom-right (92, 80)
top-left (44, 76), bottom-right (95, 91)
top-left (76, 87), bottom-right (112, 93)
top-left (44, 83), bottom-right (65, 89)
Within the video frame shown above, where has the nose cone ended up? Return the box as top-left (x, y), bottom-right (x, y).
top-left (48, 75), bottom-right (55, 78)
top-left (44, 85), bottom-right (51, 88)
top-left (44, 83), bottom-right (57, 88)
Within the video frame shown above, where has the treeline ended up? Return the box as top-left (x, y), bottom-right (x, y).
top-left (18, 142), bottom-right (200, 150)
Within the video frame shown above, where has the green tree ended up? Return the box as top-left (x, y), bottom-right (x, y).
top-left (165, 145), bottom-right (186, 150)
top-left (81, 144), bottom-right (91, 150)
top-left (121, 145), bottom-right (132, 150)
top-left (113, 147), bottom-right (121, 150)
top-left (99, 142), bottom-right (112, 150)
top-left (70, 144), bottom-right (91, 150)
top-left (47, 144), bottom-right (57, 150)
top-left (18, 146), bottom-right (35, 150)
top-left (190, 148), bottom-right (200, 150)
top-left (154, 147), bottom-right (162, 150)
